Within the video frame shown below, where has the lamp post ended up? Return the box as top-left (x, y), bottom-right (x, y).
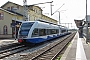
top-left (13, 8), bottom-right (18, 40)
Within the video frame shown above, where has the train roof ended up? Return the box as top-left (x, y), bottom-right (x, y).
top-left (21, 19), bottom-right (58, 26)
top-left (21, 19), bottom-right (68, 29)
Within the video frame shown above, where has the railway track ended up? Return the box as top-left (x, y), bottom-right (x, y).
top-left (0, 43), bottom-right (21, 51)
top-left (19, 32), bottom-right (76, 60)
top-left (0, 44), bottom-right (29, 59)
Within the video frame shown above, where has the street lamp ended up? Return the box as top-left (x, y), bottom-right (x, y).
top-left (13, 8), bottom-right (18, 40)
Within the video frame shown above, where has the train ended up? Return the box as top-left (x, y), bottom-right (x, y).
top-left (18, 19), bottom-right (70, 44)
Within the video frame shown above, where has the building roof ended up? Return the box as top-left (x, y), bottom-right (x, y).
top-left (0, 8), bottom-right (23, 16)
top-left (0, 1), bottom-right (42, 14)
top-left (1, 1), bottom-right (42, 11)
top-left (7, 10), bottom-right (23, 16)
top-left (28, 5), bottom-right (43, 11)
top-left (42, 14), bottom-right (58, 22)
top-left (1, 1), bottom-right (22, 8)
top-left (0, 8), bottom-right (15, 15)
top-left (0, 1), bottom-right (57, 23)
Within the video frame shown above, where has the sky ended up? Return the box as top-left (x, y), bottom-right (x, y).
top-left (0, 0), bottom-right (90, 29)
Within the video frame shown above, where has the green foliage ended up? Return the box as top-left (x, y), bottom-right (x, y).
top-left (56, 55), bottom-right (62, 60)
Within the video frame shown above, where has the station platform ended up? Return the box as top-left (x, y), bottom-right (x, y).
top-left (61, 32), bottom-right (90, 60)
top-left (0, 39), bottom-right (18, 46)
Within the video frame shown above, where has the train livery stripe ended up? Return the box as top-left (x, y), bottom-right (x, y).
top-left (26, 35), bottom-right (63, 43)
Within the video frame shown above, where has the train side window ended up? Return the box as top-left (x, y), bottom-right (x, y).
top-left (32, 28), bottom-right (39, 37)
top-left (47, 29), bottom-right (59, 35)
top-left (47, 29), bottom-right (51, 35)
top-left (61, 30), bottom-right (66, 33)
top-left (55, 29), bottom-right (57, 34)
top-left (56, 29), bottom-right (59, 33)
top-left (39, 29), bottom-right (46, 36)
top-left (51, 29), bottom-right (57, 34)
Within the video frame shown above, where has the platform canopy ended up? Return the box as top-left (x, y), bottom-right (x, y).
top-left (74, 19), bottom-right (83, 28)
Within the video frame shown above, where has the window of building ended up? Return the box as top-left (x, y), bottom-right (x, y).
top-left (35, 9), bottom-right (36, 13)
top-left (38, 10), bottom-right (41, 14)
top-left (11, 6), bottom-right (14, 10)
top-left (7, 7), bottom-right (10, 10)
top-left (0, 12), bottom-right (4, 20)
top-left (3, 25), bottom-right (8, 35)
top-left (36, 10), bottom-right (38, 13)
top-left (33, 8), bottom-right (35, 12)
top-left (17, 5), bottom-right (19, 9)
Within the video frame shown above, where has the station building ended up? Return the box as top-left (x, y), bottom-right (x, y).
top-left (0, 1), bottom-right (58, 38)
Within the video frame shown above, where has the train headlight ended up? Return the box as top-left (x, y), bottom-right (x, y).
top-left (18, 39), bottom-right (23, 43)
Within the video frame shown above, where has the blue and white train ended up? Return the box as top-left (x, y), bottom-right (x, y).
top-left (18, 20), bottom-right (70, 44)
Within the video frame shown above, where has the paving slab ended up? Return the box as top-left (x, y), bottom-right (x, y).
top-left (61, 32), bottom-right (90, 60)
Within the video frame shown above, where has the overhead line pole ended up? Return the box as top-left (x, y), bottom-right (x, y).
top-left (51, 3), bottom-right (65, 16)
top-left (86, 0), bottom-right (88, 43)
top-left (50, 3), bottom-right (65, 24)
top-left (23, 0), bottom-right (53, 21)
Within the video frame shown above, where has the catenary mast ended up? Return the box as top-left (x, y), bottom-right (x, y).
top-left (23, 0), bottom-right (28, 21)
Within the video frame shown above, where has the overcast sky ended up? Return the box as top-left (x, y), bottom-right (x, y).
top-left (0, 0), bottom-right (90, 29)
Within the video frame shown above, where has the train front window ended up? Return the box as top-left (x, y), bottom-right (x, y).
top-left (19, 22), bottom-right (34, 37)
top-left (21, 22), bottom-right (34, 30)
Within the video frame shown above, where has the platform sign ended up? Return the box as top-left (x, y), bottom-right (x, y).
top-left (10, 23), bottom-right (16, 27)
